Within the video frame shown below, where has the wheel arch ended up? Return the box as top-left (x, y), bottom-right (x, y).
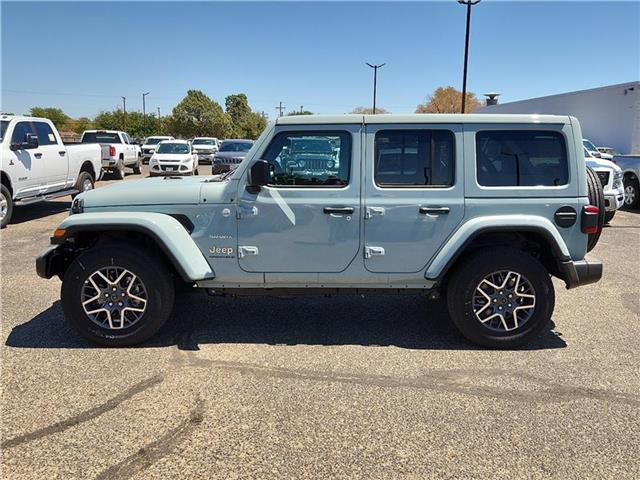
top-left (79, 161), bottom-right (96, 180)
top-left (1, 170), bottom-right (13, 194)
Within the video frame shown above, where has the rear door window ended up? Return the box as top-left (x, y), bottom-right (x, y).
top-left (33, 122), bottom-right (58, 145)
top-left (476, 130), bottom-right (568, 187)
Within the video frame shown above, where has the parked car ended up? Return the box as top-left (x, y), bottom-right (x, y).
top-left (584, 147), bottom-right (624, 222)
top-left (141, 136), bottom-right (174, 163)
top-left (597, 147), bottom-right (620, 157)
top-left (191, 137), bottom-right (219, 165)
top-left (612, 154), bottom-right (640, 209)
top-left (1, 115), bottom-right (102, 228)
top-left (81, 130), bottom-right (141, 179)
top-left (149, 140), bottom-right (199, 176)
top-left (37, 114), bottom-right (606, 348)
top-left (583, 138), bottom-right (613, 161)
top-left (212, 139), bottom-right (254, 174)
top-left (279, 136), bottom-right (339, 178)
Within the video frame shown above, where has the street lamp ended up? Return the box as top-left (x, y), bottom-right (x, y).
top-left (458, 0), bottom-right (481, 113)
top-left (142, 91), bottom-right (150, 131)
top-left (366, 63), bottom-right (385, 114)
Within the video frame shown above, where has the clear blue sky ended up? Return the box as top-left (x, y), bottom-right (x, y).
top-left (2, 1), bottom-right (638, 119)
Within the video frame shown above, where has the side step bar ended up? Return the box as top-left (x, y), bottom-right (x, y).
top-left (14, 188), bottom-right (79, 206)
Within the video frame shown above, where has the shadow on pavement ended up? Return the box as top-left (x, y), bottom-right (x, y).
top-left (9, 201), bottom-right (71, 225)
top-left (6, 293), bottom-right (566, 351)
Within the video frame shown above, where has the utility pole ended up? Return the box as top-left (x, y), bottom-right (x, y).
top-left (142, 91), bottom-right (150, 131)
top-left (157, 107), bottom-right (161, 119)
top-left (121, 96), bottom-right (127, 130)
top-left (458, 0), bottom-right (481, 113)
top-left (300, 105), bottom-right (304, 114)
top-left (276, 102), bottom-right (285, 117)
top-left (366, 63), bottom-right (385, 114)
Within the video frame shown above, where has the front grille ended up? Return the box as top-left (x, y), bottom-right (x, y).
top-left (596, 171), bottom-right (610, 187)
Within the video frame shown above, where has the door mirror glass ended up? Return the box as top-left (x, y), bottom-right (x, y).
top-left (247, 160), bottom-right (271, 193)
top-left (10, 132), bottom-right (39, 151)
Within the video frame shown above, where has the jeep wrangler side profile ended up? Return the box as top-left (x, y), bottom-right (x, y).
top-left (36, 114), bottom-right (604, 348)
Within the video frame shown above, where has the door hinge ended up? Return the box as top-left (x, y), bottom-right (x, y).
top-left (238, 246), bottom-right (259, 258)
top-left (364, 246), bottom-right (385, 259)
top-left (365, 206), bottom-right (385, 219)
top-left (237, 205), bottom-right (259, 219)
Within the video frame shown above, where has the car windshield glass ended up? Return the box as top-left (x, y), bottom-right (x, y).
top-left (220, 142), bottom-right (252, 152)
top-left (0, 121), bottom-right (8, 141)
top-left (193, 139), bottom-right (215, 145)
top-left (583, 139), bottom-right (598, 152)
top-left (156, 143), bottom-right (190, 154)
top-left (145, 138), bottom-right (166, 145)
top-left (290, 138), bottom-right (333, 154)
top-left (82, 132), bottom-right (121, 143)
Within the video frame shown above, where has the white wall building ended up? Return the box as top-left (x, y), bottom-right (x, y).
top-left (478, 81), bottom-right (640, 154)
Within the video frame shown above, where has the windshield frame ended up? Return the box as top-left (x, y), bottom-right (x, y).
top-left (155, 142), bottom-right (191, 154)
top-left (0, 120), bottom-right (8, 142)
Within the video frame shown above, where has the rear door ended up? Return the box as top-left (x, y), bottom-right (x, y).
top-left (363, 124), bottom-right (465, 273)
top-left (236, 125), bottom-right (361, 273)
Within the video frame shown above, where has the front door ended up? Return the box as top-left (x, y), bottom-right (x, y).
top-left (8, 121), bottom-right (47, 198)
top-left (237, 125), bottom-right (361, 273)
top-left (363, 124), bottom-right (465, 273)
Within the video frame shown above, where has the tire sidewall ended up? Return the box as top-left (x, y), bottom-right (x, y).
top-left (448, 249), bottom-right (555, 348)
top-left (0, 183), bottom-right (13, 229)
top-left (61, 246), bottom-right (174, 346)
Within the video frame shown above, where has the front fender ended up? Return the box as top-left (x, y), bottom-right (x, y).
top-left (56, 212), bottom-right (215, 282)
top-left (425, 215), bottom-right (571, 280)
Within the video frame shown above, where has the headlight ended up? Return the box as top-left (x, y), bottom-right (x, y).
top-left (298, 160), bottom-right (306, 168)
top-left (614, 171), bottom-right (623, 189)
top-left (327, 160), bottom-right (335, 169)
top-left (70, 197), bottom-right (84, 215)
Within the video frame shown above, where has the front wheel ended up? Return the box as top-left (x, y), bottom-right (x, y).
top-left (0, 184), bottom-right (13, 229)
top-left (132, 156), bottom-right (142, 175)
top-left (61, 245), bottom-right (175, 346)
top-left (446, 247), bottom-right (554, 348)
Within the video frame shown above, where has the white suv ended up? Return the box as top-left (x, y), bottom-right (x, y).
top-left (149, 140), bottom-right (199, 176)
top-left (584, 147), bottom-right (624, 222)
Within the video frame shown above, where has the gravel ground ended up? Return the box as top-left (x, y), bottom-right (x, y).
top-left (1, 167), bottom-right (639, 479)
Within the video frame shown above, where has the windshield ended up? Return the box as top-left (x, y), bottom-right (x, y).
top-left (82, 132), bottom-right (121, 143)
top-left (193, 139), bottom-right (216, 145)
top-left (291, 138), bottom-right (333, 154)
top-left (156, 142), bottom-right (190, 154)
top-left (220, 141), bottom-right (252, 152)
top-left (583, 139), bottom-right (598, 152)
top-left (0, 121), bottom-right (8, 141)
top-left (145, 137), bottom-right (168, 145)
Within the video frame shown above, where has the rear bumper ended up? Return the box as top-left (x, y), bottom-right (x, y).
top-left (559, 259), bottom-right (603, 289)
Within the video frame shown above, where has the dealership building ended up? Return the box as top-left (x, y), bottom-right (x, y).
top-left (478, 81), bottom-right (640, 155)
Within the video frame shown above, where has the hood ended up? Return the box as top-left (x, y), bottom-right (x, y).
top-left (153, 153), bottom-right (191, 161)
top-left (215, 151), bottom-right (248, 159)
top-left (192, 144), bottom-right (216, 151)
top-left (79, 176), bottom-right (209, 207)
top-left (586, 156), bottom-right (621, 172)
top-left (142, 145), bottom-right (158, 151)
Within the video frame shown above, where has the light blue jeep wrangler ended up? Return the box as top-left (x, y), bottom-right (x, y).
top-left (36, 114), bottom-right (605, 348)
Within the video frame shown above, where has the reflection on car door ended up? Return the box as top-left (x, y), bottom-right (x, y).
top-left (9, 121), bottom-right (47, 198)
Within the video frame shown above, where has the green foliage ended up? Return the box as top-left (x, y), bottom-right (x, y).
top-left (350, 106), bottom-right (390, 114)
top-left (93, 110), bottom-right (161, 138)
top-left (73, 117), bottom-right (94, 134)
top-left (287, 110), bottom-right (314, 116)
top-left (29, 107), bottom-right (69, 129)
top-left (415, 86), bottom-right (482, 113)
top-left (166, 90), bottom-right (232, 139)
top-left (224, 93), bottom-right (267, 139)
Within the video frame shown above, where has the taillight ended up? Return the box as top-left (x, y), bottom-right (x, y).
top-left (581, 205), bottom-right (600, 234)
top-left (109, 145), bottom-right (116, 156)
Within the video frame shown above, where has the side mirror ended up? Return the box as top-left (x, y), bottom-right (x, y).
top-left (10, 133), bottom-right (39, 151)
top-left (246, 160), bottom-right (271, 193)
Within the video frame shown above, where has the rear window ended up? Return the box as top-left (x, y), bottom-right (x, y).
top-left (82, 132), bottom-right (121, 144)
top-left (476, 130), bottom-right (568, 187)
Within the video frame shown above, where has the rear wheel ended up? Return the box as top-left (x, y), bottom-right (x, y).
top-left (61, 245), bottom-right (175, 346)
top-left (114, 159), bottom-right (126, 180)
top-left (0, 184), bottom-right (13, 229)
top-left (446, 247), bottom-right (554, 348)
top-left (72, 171), bottom-right (94, 199)
top-left (624, 175), bottom-right (639, 209)
top-left (604, 210), bottom-right (616, 224)
top-left (586, 167), bottom-right (605, 252)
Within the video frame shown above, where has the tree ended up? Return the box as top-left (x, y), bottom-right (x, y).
top-left (167, 90), bottom-right (232, 138)
top-left (287, 109), bottom-right (314, 116)
top-left (415, 86), bottom-right (482, 113)
top-left (224, 93), bottom-right (267, 139)
top-left (29, 107), bottom-right (69, 129)
top-left (73, 117), bottom-right (94, 134)
top-left (350, 106), bottom-right (390, 114)
top-left (225, 94), bottom-right (251, 127)
top-left (94, 109), bottom-right (161, 138)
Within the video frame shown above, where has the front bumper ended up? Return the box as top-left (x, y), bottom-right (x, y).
top-left (604, 190), bottom-right (625, 211)
top-left (36, 244), bottom-right (64, 279)
top-left (559, 259), bottom-right (603, 289)
top-left (150, 163), bottom-right (194, 175)
top-left (196, 153), bottom-right (215, 164)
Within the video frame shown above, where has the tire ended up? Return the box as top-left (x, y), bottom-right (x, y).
top-left (61, 244), bottom-right (175, 346)
top-left (114, 159), bottom-right (126, 180)
top-left (194, 168), bottom-right (199, 176)
top-left (132, 157), bottom-right (142, 175)
top-left (585, 167), bottom-right (605, 252)
top-left (1, 184), bottom-right (13, 229)
top-left (604, 210), bottom-right (616, 224)
top-left (72, 171), bottom-right (94, 199)
top-left (446, 247), bottom-right (555, 348)
top-left (623, 175), bottom-right (640, 210)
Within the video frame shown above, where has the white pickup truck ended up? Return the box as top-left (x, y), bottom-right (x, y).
top-left (1, 115), bottom-right (102, 228)
top-left (80, 130), bottom-right (142, 180)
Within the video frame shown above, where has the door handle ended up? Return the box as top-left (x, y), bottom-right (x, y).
top-left (323, 207), bottom-right (355, 215)
top-left (419, 206), bottom-right (450, 215)
top-left (58, 151), bottom-right (66, 156)
top-left (34, 153), bottom-right (43, 159)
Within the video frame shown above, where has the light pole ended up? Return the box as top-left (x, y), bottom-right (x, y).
top-left (142, 91), bottom-right (150, 131)
top-left (121, 96), bottom-right (126, 130)
top-left (366, 63), bottom-right (385, 114)
top-left (458, 0), bottom-right (481, 113)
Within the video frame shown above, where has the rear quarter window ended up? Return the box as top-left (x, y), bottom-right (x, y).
top-left (476, 130), bottom-right (568, 187)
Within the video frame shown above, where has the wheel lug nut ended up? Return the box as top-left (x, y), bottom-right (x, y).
top-left (109, 302), bottom-right (113, 306)
top-left (118, 302), bottom-right (123, 307)
top-left (498, 306), bottom-right (503, 310)
top-left (112, 287), bottom-right (117, 291)
top-left (121, 292), bottom-right (125, 297)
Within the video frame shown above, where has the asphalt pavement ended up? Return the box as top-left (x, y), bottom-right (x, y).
top-left (1, 167), bottom-right (639, 479)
